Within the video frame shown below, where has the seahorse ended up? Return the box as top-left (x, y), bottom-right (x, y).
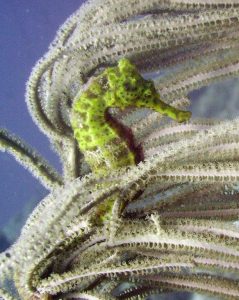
top-left (71, 58), bottom-right (191, 224)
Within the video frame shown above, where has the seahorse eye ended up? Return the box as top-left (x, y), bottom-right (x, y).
top-left (124, 82), bottom-right (131, 90)
top-left (124, 81), bottom-right (137, 91)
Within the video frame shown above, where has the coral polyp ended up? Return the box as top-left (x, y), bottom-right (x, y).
top-left (1, 1), bottom-right (239, 299)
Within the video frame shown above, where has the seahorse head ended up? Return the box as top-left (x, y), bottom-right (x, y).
top-left (102, 58), bottom-right (191, 123)
top-left (103, 58), bottom-right (157, 109)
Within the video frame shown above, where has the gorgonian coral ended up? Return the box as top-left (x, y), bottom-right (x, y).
top-left (1, 1), bottom-right (239, 299)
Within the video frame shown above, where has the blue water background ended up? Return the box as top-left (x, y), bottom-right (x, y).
top-left (0, 0), bottom-right (84, 239)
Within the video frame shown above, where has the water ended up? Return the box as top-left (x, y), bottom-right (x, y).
top-left (0, 0), bottom-right (84, 245)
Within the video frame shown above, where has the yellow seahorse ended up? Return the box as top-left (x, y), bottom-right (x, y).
top-left (71, 58), bottom-right (191, 224)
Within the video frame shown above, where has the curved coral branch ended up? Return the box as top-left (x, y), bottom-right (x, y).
top-left (0, 128), bottom-right (63, 190)
top-left (1, 1), bottom-right (239, 299)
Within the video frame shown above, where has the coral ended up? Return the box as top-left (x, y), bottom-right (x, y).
top-left (1, 0), bottom-right (239, 299)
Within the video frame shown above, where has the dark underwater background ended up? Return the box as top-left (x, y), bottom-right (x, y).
top-left (1, 1), bottom-right (239, 299)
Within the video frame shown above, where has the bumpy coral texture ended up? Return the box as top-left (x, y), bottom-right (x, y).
top-left (1, 1), bottom-right (239, 299)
